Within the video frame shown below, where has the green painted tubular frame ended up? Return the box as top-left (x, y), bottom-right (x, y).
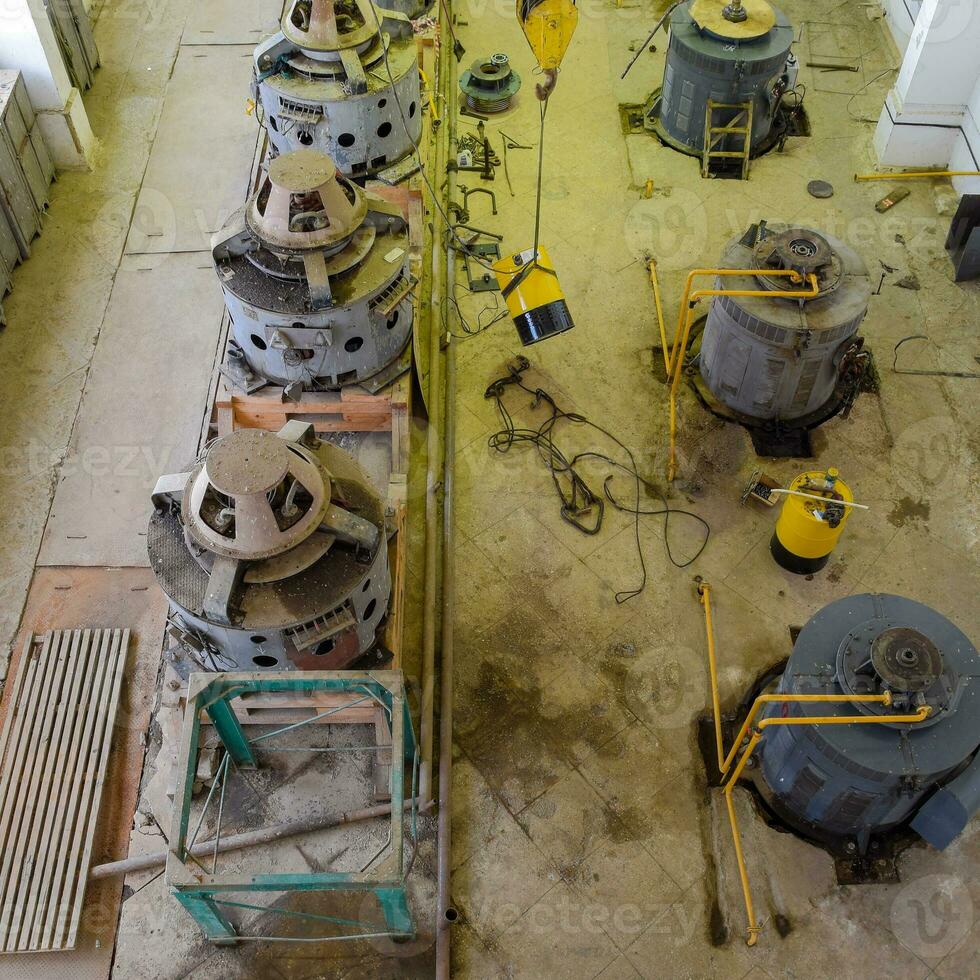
top-left (167, 670), bottom-right (417, 946)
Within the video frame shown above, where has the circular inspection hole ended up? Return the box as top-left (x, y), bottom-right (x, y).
top-left (362, 598), bottom-right (377, 621)
top-left (338, 132), bottom-right (356, 148)
top-left (344, 336), bottom-right (364, 353)
top-left (249, 635), bottom-right (268, 644)
top-left (250, 333), bottom-right (268, 351)
top-left (386, 310), bottom-right (399, 330)
top-left (377, 121), bottom-right (392, 138)
top-left (253, 654), bottom-right (278, 668)
top-left (445, 907), bottom-right (460, 923)
top-left (298, 131), bottom-right (313, 146)
top-left (378, 97), bottom-right (387, 109)
top-left (408, 101), bottom-right (417, 118)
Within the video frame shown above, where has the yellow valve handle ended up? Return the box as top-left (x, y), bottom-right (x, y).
top-left (517, 0), bottom-right (579, 71)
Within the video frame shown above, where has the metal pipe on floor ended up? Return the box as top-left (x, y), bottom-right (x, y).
top-left (419, 1), bottom-right (453, 806)
top-left (88, 799), bottom-right (427, 881)
top-left (435, 15), bottom-right (460, 976)
top-left (435, 335), bottom-right (457, 979)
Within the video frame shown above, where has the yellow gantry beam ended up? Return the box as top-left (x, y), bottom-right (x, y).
top-left (695, 581), bottom-right (933, 946)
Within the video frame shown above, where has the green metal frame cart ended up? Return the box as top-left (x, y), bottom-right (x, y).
top-left (167, 670), bottom-right (418, 945)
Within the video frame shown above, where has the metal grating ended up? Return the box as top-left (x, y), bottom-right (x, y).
top-left (0, 628), bottom-right (129, 952)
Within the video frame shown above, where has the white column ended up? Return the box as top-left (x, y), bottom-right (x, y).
top-left (874, 0), bottom-right (980, 189)
top-left (0, 0), bottom-right (97, 170)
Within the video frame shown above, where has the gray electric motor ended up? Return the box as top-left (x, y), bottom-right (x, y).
top-left (657, 0), bottom-right (795, 155)
top-left (253, 0), bottom-right (422, 178)
top-left (699, 222), bottom-right (871, 422)
top-left (148, 422), bottom-right (391, 674)
top-left (759, 594), bottom-right (979, 853)
top-left (212, 148), bottom-right (414, 391)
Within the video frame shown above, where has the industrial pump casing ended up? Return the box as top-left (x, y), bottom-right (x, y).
top-left (212, 148), bottom-right (414, 390)
top-left (254, 0), bottom-right (422, 178)
top-left (699, 222), bottom-right (871, 423)
top-left (758, 594), bottom-right (980, 853)
top-left (656, 0), bottom-right (796, 155)
top-left (147, 422), bottom-right (391, 673)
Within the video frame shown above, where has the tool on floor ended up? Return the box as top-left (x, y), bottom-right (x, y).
top-left (806, 60), bottom-right (858, 72)
top-left (492, 0), bottom-right (580, 345)
top-left (440, 0), bottom-right (466, 60)
top-left (763, 467), bottom-right (866, 574)
top-left (875, 186), bottom-right (910, 211)
top-left (462, 238), bottom-right (503, 292)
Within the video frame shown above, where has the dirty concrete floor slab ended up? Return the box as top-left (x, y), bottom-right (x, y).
top-left (445, 0), bottom-right (979, 978)
top-left (0, 0), bottom-right (976, 978)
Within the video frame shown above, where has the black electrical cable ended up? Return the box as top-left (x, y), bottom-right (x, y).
top-left (484, 358), bottom-right (711, 603)
top-left (365, 3), bottom-right (500, 273)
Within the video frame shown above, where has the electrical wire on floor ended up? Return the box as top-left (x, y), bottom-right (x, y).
top-left (446, 281), bottom-right (508, 340)
top-left (366, 3), bottom-right (500, 273)
top-left (484, 357), bottom-right (710, 603)
top-left (893, 334), bottom-right (980, 379)
top-left (846, 67), bottom-right (896, 123)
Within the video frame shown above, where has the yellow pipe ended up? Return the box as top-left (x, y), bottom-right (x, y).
top-left (667, 273), bottom-right (819, 480)
top-left (419, 68), bottom-right (440, 123)
top-left (667, 269), bottom-right (805, 377)
top-left (647, 258), bottom-right (670, 375)
top-left (854, 170), bottom-right (980, 181)
top-left (723, 702), bottom-right (931, 946)
top-left (697, 582), bottom-right (725, 774)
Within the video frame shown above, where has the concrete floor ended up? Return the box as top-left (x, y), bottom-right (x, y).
top-left (0, 0), bottom-right (976, 977)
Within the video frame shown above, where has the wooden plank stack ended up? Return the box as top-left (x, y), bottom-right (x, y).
top-left (0, 629), bottom-right (129, 953)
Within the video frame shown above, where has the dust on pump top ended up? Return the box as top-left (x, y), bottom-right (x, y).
top-left (253, 0), bottom-right (422, 178)
top-left (492, 0), bottom-right (580, 345)
top-left (211, 148), bottom-right (414, 392)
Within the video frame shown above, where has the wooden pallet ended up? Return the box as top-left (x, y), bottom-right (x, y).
top-left (0, 629), bottom-right (129, 953)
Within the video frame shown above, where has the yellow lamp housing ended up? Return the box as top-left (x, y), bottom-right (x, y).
top-left (771, 468), bottom-right (854, 574)
top-left (493, 245), bottom-right (574, 346)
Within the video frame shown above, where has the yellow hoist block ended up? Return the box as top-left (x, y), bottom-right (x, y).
top-left (517, 0), bottom-right (579, 71)
top-left (771, 468), bottom-right (854, 574)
